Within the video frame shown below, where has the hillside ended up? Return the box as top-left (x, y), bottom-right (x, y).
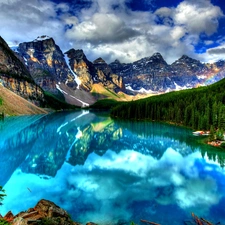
top-left (91, 83), bottom-right (153, 101)
top-left (110, 78), bottom-right (225, 131)
top-left (0, 85), bottom-right (47, 115)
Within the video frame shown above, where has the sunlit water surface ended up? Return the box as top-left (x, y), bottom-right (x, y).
top-left (1, 111), bottom-right (225, 225)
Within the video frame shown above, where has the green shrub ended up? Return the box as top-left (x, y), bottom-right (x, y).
top-left (220, 142), bottom-right (225, 148)
top-left (44, 92), bottom-right (78, 110)
top-left (37, 218), bottom-right (61, 225)
top-left (90, 99), bottom-right (122, 110)
top-left (0, 219), bottom-right (10, 225)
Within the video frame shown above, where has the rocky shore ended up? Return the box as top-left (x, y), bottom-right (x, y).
top-left (0, 199), bottom-right (94, 225)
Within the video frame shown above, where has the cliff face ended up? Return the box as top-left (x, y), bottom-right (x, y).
top-left (65, 49), bottom-right (94, 91)
top-left (109, 53), bottom-right (225, 92)
top-left (93, 57), bottom-right (124, 90)
top-left (65, 49), bottom-right (125, 92)
top-left (109, 53), bottom-right (172, 92)
top-left (0, 36), bottom-right (45, 106)
top-left (0, 37), bottom-right (31, 79)
top-left (0, 77), bottom-right (45, 107)
top-left (18, 36), bottom-right (77, 94)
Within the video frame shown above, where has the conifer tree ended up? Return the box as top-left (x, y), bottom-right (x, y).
top-left (0, 186), bottom-right (6, 205)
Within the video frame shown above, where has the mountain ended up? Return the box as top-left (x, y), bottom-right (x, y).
top-left (0, 36), bottom-right (45, 107)
top-left (109, 53), bottom-right (171, 92)
top-left (17, 35), bottom-right (77, 93)
top-left (65, 49), bottom-right (124, 92)
top-left (3, 35), bottom-right (225, 108)
top-left (0, 84), bottom-right (46, 115)
top-left (0, 36), bottom-right (81, 114)
top-left (15, 36), bottom-right (96, 107)
top-left (16, 37), bottom-right (126, 106)
top-left (109, 53), bottom-right (225, 93)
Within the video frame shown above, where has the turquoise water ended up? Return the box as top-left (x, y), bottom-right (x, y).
top-left (0, 111), bottom-right (225, 224)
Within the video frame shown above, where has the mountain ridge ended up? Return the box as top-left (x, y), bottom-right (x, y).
top-left (1, 35), bottom-right (225, 111)
top-left (14, 36), bottom-right (225, 96)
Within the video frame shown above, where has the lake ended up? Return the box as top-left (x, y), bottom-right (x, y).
top-left (0, 110), bottom-right (225, 224)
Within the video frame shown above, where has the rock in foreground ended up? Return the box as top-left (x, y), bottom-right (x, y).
top-left (3, 199), bottom-right (82, 225)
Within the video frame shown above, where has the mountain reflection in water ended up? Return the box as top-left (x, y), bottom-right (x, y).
top-left (0, 111), bottom-right (225, 225)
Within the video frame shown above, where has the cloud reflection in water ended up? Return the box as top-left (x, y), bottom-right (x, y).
top-left (1, 111), bottom-right (225, 224)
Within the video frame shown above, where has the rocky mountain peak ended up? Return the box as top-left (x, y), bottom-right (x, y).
top-left (0, 36), bottom-right (45, 106)
top-left (180, 54), bottom-right (190, 60)
top-left (93, 57), bottom-right (110, 74)
top-left (214, 59), bottom-right (225, 68)
top-left (65, 48), bottom-right (94, 91)
top-left (152, 52), bottom-right (163, 58)
top-left (114, 59), bottom-right (121, 64)
top-left (171, 54), bottom-right (207, 80)
top-left (133, 52), bottom-right (168, 68)
top-left (17, 37), bottom-right (77, 93)
top-left (174, 54), bottom-right (201, 65)
top-left (150, 52), bottom-right (167, 64)
top-left (0, 36), bottom-right (10, 49)
top-left (64, 49), bottom-right (124, 92)
top-left (93, 57), bottom-right (106, 64)
top-left (65, 49), bottom-right (87, 61)
top-left (33, 35), bottom-right (52, 42)
top-left (19, 36), bottom-right (58, 56)
top-left (0, 36), bottom-right (31, 79)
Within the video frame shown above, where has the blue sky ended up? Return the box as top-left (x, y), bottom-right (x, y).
top-left (0, 0), bottom-right (225, 64)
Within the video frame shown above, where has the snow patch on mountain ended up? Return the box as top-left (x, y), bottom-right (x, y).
top-left (56, 83), bottom-right (89, 107)
top-left (126, 85), bottom-right (156, 94)
top-left (64, 55), bottom-right (81, 89)
top-left (56, 84), bottom-right (68, 95)
top-left (197, 75), bottom-right (207, 80)
top-left (10, 46), bottom-right (19, 53)
top-left (69, 95), bottom-right (89, 107)
top-left (34, 35), bottom-right (51, 42)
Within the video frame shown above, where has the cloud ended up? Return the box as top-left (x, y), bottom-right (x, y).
top-left (204, 40), bottom-right (214, 46)
top-left (200, 43), bottom-right (225, 63)
top-left (2, 147), bottom-right (223, 223)
top-left (65, 0), bottom-right (224, 63)
top-left (65, 13), bottom-right (140, 45)
top-left (0, 0), bottom-right (66, 46)
top-left (173, 0), bottom-right (223, 36)
top-left (207, 47), bottom-right (225, 55)
top-left (0, 0), bottom-right (224, 64)
top-left (155, 7), bottom-right (174, 26)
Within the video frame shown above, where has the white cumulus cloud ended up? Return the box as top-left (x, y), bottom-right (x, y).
top-left (0, 0), bottom-right (224, 64)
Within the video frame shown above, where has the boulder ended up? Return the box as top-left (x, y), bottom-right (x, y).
top-left (3, 199), bottom-right (79, 225)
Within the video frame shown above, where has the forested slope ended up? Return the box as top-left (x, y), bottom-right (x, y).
top-left (110, 78), bottom-right (225, 130)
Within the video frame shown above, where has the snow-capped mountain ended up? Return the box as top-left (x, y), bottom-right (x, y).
top-left (2, 35), bottom-right (225, 108)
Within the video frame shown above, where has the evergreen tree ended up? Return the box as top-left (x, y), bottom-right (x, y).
top-left (0, 186), bottom-right (6, 205)
top-left (216, 129), bottom-right (224, 141)
top-left (209, 125), bottom-right (215, 142)
top-left (110, 78), bottom-right (225, 131)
